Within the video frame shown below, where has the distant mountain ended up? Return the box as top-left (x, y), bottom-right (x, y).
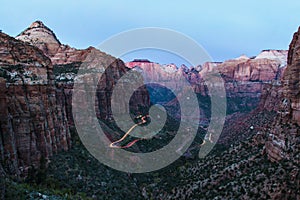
top-left (125, 50), bottom-right (288, 145)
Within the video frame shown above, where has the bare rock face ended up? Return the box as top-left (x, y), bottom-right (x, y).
top-left (16, 21), bottom-right (61, 57)
top-left (125, 52), bottom-right (289, 148)
top-left (0, 32), bottom-right (70, 176)
top-left (126, 50), bottom-right (287, 114)
top-left (50, 45), bottom-right (92, 65)
top-left (16, 21), bottom-right (149, 124)
top-left (127, 61), bottom-right (200, 92)
top-left (256, 49), bottom-right (288, 67)
top-left (284, 27), bottom-right (300, 125)
top-left (219, 53), bottom-right (286, 82)
top-left (0, 21), bottom-right (148, 177)
top-left (261, 28), bottom-right (300, 163)
top-left (11, 20), bottom-right (297, 169)
top-left (16, 21), bottom-right (93, 65)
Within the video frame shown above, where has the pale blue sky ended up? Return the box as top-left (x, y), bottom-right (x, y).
top-left (1, 0), bottom-right (300, 65)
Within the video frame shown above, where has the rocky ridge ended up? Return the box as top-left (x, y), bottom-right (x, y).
top-left (126, 50), bottom-right (288, 115)
top-left (13, 21), bottom-right (293, 153)
top-left (16, 21), bottom-right (149, 123)
top-left (16, 21), bottom-right (91, 65)
top-left (5, 21), bottom-right (294, 174)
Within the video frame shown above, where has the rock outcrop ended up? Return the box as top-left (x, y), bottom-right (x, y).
top-left (1, 20), bottom-right (299, 200)
top-left (284, 27), bottom-right (300, 125)
top-left (262, 27), bottom-right (300, 162)
top-left (8, 20), bottom-right (298, 180)
top-left (146, 31), bottom-right (299, 200)
top-left (0, 21), bottom-right (149, 177)
top-left (16, 21), bottom-right (93, 65)
top-left (16, 21), bottom-right (61, 58)
top-left (16, 21), bottom-right (150, 124)
top-left (0, 32), bottom-right (71, 176)
top-left (16, 21), bottom-right (288, 129)
top-left (126, 50), bottom-right (287, 115)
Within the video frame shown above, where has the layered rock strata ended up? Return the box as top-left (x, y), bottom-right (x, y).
top-left (0, 32), bottom-right (70, 176)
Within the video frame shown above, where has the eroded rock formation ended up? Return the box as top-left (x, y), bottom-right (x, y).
top-left (126, 50), bottom-right (287, 116)
top-left (16, 21), bottom-right (149, 124)
top-left (16, 21), bottom-right (91, 65)
top-left (284, 27), bottom-right (300, 124)
top-left (0, 32), bottom-right (70, 176)
top-left (262, 27), bottom-right (300, 162)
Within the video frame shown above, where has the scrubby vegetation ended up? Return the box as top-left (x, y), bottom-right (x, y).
top-left (1, 120), bottom-right (299, 199)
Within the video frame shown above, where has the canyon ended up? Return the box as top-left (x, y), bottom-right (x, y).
top-left (0, 21), bottom-right (292, 175)
top-left (0, 21), bottom-right (299, 199)
top-left (148, 27), bottom-right (300, 200)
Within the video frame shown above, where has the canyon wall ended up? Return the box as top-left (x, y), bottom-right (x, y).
top-left (0, 32), bottom-right (70, 176)
top-left (2, 20), bottom-right (295, 176)
top-left (17, 21), bottom-right (149, 124)
top-left (261, 27), bottom-right (300, 162)
top-left (0, 21), bottom-right (140, 176)
top-left (284, 27), bottom-right (300, 124)
top-left (16, 21), bottom-right (289, 127)
top-left (126, 50), bottom-right (287, 114)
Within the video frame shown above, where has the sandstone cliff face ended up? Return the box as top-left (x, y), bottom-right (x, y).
top-left (16, 21), bottom-right (150, 124)
top-left (16, 21), bottom-right (93, 65)
top-left (16, 21), bottom-right (61, 58)
top-left (0, 32), bottom-right (70, 176)
top-left (12, 21), bottom-right (297, 166)
top-left (16, 21), bottom-right (288, 128)
top-left (284, 27), bottom-right (300, 124)
top-left (259, 28), bottom-right (300, 163)
top-left (212, 50), bottom-right (287, 82)
top-left (126, 50), bottom-right (287, 115)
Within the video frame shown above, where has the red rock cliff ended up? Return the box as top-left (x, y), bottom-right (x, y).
top-left (284, 27), bottom-right (300, 124)
top-left (16, 21), bottom-right (150, 123)
top-left (126, 50), bottom-right (287, 114)
top-left (0, 32), bottom-right (71, 176)
top-left (258, 28), bottom-right (300, 163)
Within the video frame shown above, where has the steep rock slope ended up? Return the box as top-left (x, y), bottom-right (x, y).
top-left (284, 27), bottom-right (300, 124)
top-left (16, 21), bottom-right (150, 123)
top-left (262, 27), bottom-right (300, 163)
top-left (16, 21), bottom-right (100, 65)
top-left (0, 32), bottom-right (71, 176)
